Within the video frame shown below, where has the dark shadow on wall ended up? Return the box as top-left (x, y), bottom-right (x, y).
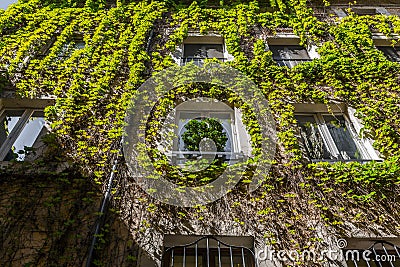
top-left (0, 170), bottom-right (152, 267)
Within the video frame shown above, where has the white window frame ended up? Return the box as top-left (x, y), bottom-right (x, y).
top-left (169, 99), bottom-right (252, 166)
top-left (266, 33), bottom-right (319, 68)
top-left (0, 98), bottom-right (54, 162)
top-left (372, 34), bottom-right (400, 62)
top-left (332, 6), bottom-right (390, 19)
top-left (175, 109), bottom-right (239, 154)
top-left (171, 33), bottom-right (234, 66)
top-left (294, 104), bottom-right (381, 162)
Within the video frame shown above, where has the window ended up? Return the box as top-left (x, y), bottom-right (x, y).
top-left (332, 6), bottom-right (390, 18)
top-left (0, 99), bottom-right (52, 161)
top-left (269, 45), bottom-right (312, 67)
top-left (344, 240), bottom-right (400, 267)
top-left (37, 35), bottom-right (85, 60)
top-left (376, 46), bottom-right (400, 62)
top-left (162, 236), bottom-right (256, 267)
top-left (295, 112), bottom-right (373, 162)
top-left (183, 44), bottom-right (225, 65)
top-left (180, 35), bottom-right (228, 66)
top-left (57, 36), bottom-right (85, 60)
top-left (351, 8), bottom-right (379, 16)
top-left (171, 99), bottom-right (250, 166)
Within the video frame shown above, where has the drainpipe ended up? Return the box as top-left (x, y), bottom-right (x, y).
top-left (86, 141), bottom-right (122, 267)
top-left (86, 22), bottom-right (155, 265)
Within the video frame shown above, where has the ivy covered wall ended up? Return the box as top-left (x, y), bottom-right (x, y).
top-left (0, 0), bottom-right (400, 266)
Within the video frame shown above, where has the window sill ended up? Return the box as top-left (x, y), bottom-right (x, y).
top-left (0, 161), bottom-right (69, 173)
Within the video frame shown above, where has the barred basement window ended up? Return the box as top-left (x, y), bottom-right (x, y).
top-left (162, 236), bottom-right (256, 267)
top-left (269, 45), bottom-right (312, 68)
top-left (295, 113), bottom-right (373, 162)
top-left (344, 240), bottom-right (400, 267)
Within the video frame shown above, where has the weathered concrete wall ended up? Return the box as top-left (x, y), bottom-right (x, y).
top-left (0, 171), bottom-right (142, 267)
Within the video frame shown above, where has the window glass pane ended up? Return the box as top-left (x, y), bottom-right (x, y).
top-left (0, 110), bottom-right (25, 160)
top-left (58, 40), bottom-right (85, 59)
top-left (177, 112), bottom-right (202, 151)
top-left (10, 111), bottom-right (46, 161)
top-left (377, 46), bottom-right (400, 62)
top-left (170, 255), bottom-right (203, 266)
top-left (269, 45), bottom-right (310, 67)
top-left (269, 45), bottom-right (310, 60)
top-left (217, 253), bottom-right (248, 267)
top-left (323, 115), bottom-right (365, 160)
top-left (184, 44), bottom-right (224, 59)
top-left (351, 8), bottom-right (378, 15)
top-left (210, 113), bottom-right (233, 153)
top-left (285, 46), bottom-right (310, 60)
top-left (295, 115), bottom-right (331, 160)
top-left (0, 110), bottom-right (25, 147)
top-left (74, 41), bottom-right (85, 50)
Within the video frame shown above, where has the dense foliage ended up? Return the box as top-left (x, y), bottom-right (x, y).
top-left (1, 0), bottom-right (400, 266)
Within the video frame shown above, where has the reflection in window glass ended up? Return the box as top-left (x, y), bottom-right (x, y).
top-left (376, 46), bottom-right (400, 62)
top-left (184, 44), bottom-right (224, 59)
top-left (295, 115), bottom-right (331, 160)
top-left (178, 112), bottom-right (202, 151)
top-left (295, 113), bottom-right (370, 161)
top-left (269, 45), bottom-right (311, 67)
top-left (58, 40), bottom-right (85, 59)
top-left (0, 110), bottom-right (46, 161)
top-left (323, 115), bottom-right (364, 160)
top-left (178, 113), bottom-right (233, 153)
top-left (11, 111), bottom-right (45, 161)
top-left (210, 113), bottom-right (233, 153)
top-left (270, 45), bottom-right (310, 60)
top-left (0, 110), bottom-right (24, 144)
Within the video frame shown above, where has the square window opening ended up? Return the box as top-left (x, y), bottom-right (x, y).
top-left (0, 109), bottom-right (48, 161)
top-left (269, 45), bottom-right (311, 67)
top-left (295, 113), bottom-right (373, 162)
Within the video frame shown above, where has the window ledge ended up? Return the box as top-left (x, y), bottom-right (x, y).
top-left (0, 161), bottom-right (69, 173)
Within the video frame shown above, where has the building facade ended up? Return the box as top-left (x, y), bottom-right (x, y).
top-left (1, 0), bottom-right (400, 266)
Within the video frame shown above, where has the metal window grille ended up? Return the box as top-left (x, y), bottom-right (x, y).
top-left (346, 240), bottom-right (400, 267)
top-left (162, 236), bottom-right (257, 267)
